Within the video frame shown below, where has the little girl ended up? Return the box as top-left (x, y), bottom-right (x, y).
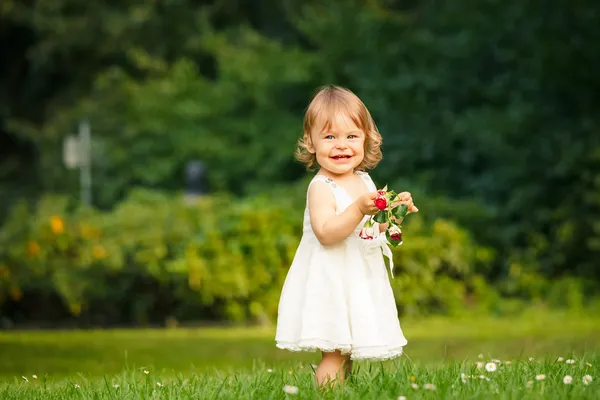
top-left (275, 85), bottom-right (418, 386)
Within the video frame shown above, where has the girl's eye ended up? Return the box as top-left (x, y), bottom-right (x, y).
top-left (325, 135), bottom-right (335, 140)
top-left (348, 134), bottom-right (357, 139)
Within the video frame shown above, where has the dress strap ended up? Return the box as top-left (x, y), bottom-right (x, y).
top-left (308, 175), bottom-right (339, 190)
top-left (307, 175), bottom-right (341, 201)
top-left (356, 170), bottom-right (377, 192)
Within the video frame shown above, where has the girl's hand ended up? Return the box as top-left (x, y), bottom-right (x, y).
top-left (357, 192), bottom-right (380, 215)
top-left (393, 192), bottom-right (419, 214)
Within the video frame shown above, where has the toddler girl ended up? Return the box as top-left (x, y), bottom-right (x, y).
top-left (275, 85), bottom-right (417, 386)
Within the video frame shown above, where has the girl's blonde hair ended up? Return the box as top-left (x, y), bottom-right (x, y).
top-left (295, 85), bottom-right (383, 171)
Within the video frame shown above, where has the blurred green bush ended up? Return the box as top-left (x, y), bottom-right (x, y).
top-left (1, 185), bottom-right (593, 327)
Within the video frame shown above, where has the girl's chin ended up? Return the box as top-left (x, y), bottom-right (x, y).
top-left (324, 164), bottom-right (358, 175)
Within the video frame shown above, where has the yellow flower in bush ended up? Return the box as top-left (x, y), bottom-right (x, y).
top-left (27, 241), bottom-right (41, 256)
top-left (70, 303), bottom-right (82, 316)
top-left (10, 286), bottom-right (22, 301)
top-left (50, 216), bottom-right (64, 234)
top-left (92, 245), bottom-right (107, 260)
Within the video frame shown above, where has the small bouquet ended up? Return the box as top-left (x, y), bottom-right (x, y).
top-left (359, 186), bottom-right (409, 247)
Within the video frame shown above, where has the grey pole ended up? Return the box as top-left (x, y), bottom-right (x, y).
top-left (79, 119), bottom-right (92, 205)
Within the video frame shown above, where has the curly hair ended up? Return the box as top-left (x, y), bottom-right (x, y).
top-left (295, 85), bottom-right (383, 171)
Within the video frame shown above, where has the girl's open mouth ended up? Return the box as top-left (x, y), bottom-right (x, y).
top-left (331, 155), bottom-right (352, 160)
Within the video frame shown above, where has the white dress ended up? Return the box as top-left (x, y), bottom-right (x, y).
top-left (275, 171), bottom-right (407, 361)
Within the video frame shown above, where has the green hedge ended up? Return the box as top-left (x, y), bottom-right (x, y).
top-left (0, 187), bottom-right (592, 326)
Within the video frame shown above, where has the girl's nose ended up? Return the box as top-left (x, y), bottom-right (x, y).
top-left (336, 139), bottom-right (348, 149)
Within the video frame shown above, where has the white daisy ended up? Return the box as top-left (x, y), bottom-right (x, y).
top-left (156, 382), bottom-right (163, 387)
top-left (476, 361), bottom-right (484, 369)
top-left (397, 396), bottom-right (407, 400)
top-left (411, 383), bottom-right (419, 390)
top-left (557, 357), bottom-right (564, 362)
top-left (585, 362), bottom-right (592, 367)
top-left (113, 384), bottom-right (120, 389)
top-left (536, 374), bottom-right (546, 381)
top-left (563, 375), bottom-right (573, 384)
top-left (582, 375), bottom-right (593, 385)
top-left (526, 380), bottom-right (533, 389)
top-left (143, 370), bottom-right (150, 374)
top-left (283, 385), bottom-right (299, 395)
top-left (529, 357), bottom-right (535, 361)
top-left (423, 383), bottom-right (436, 391)
top-left (74, 384), bottom-right (80, 389)
top-left (32, 375), bottom-right (38, 380)
top-left (566, 359), bottom-right (575, 364)
top-left (267, 369), bottom-right (273, 373)
top-left (461, 373), bottom-right (468, 384)
top-left (485, 362), bottom-right (497, 372)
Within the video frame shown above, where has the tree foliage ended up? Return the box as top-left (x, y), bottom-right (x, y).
top-left (1, 0), bottom-right (600, 323)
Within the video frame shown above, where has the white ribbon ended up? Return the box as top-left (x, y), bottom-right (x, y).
top-left (362, 222), bottom-right (401, 278)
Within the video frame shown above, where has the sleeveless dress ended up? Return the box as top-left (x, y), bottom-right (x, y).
top-left (275, 171), bottom-right (408, 361)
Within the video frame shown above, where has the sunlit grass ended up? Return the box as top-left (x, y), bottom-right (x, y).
top-left (2, 356), bottom-right (597, 399)
top-left (0, 308), bottom-right (598, 398)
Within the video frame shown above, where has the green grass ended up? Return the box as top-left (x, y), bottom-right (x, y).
top-left (1, 357), bottom-right (598, 399)
top-left (0, 309), bottom-right (598, 398)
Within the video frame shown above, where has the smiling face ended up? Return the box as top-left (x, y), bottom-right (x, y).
top-left (296, 85), bottom-right (383, 174)
top-left (308, 112), bottom-right (365, 177)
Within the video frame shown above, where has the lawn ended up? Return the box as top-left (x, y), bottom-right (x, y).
top-left (0, 308), bottom-right (598, 398)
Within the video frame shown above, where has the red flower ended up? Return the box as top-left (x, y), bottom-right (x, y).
top-left (388, 225), bottom-right (402, 242)
top-left (374, 193), bottom-right (388, 210)
top-left (359, 227), bottom-right (374, 240)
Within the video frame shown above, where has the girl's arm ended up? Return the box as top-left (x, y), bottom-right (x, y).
top-left (308, 181), bottom-right (377, 246)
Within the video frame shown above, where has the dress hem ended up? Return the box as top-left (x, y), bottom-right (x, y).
top-left (276, 339), bottom-right (406, 361)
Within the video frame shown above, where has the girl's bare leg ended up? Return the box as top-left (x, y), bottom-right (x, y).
top-left (315, 350), bottom-right (352, 387)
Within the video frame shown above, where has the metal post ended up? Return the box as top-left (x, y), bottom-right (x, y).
top-left (79, 120), bottom-right (92, 205)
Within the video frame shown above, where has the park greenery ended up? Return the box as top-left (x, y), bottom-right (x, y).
top-left (1, 0), bottom-right (600, 326)
top-left (0, 311), bottom-right (599, 398)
